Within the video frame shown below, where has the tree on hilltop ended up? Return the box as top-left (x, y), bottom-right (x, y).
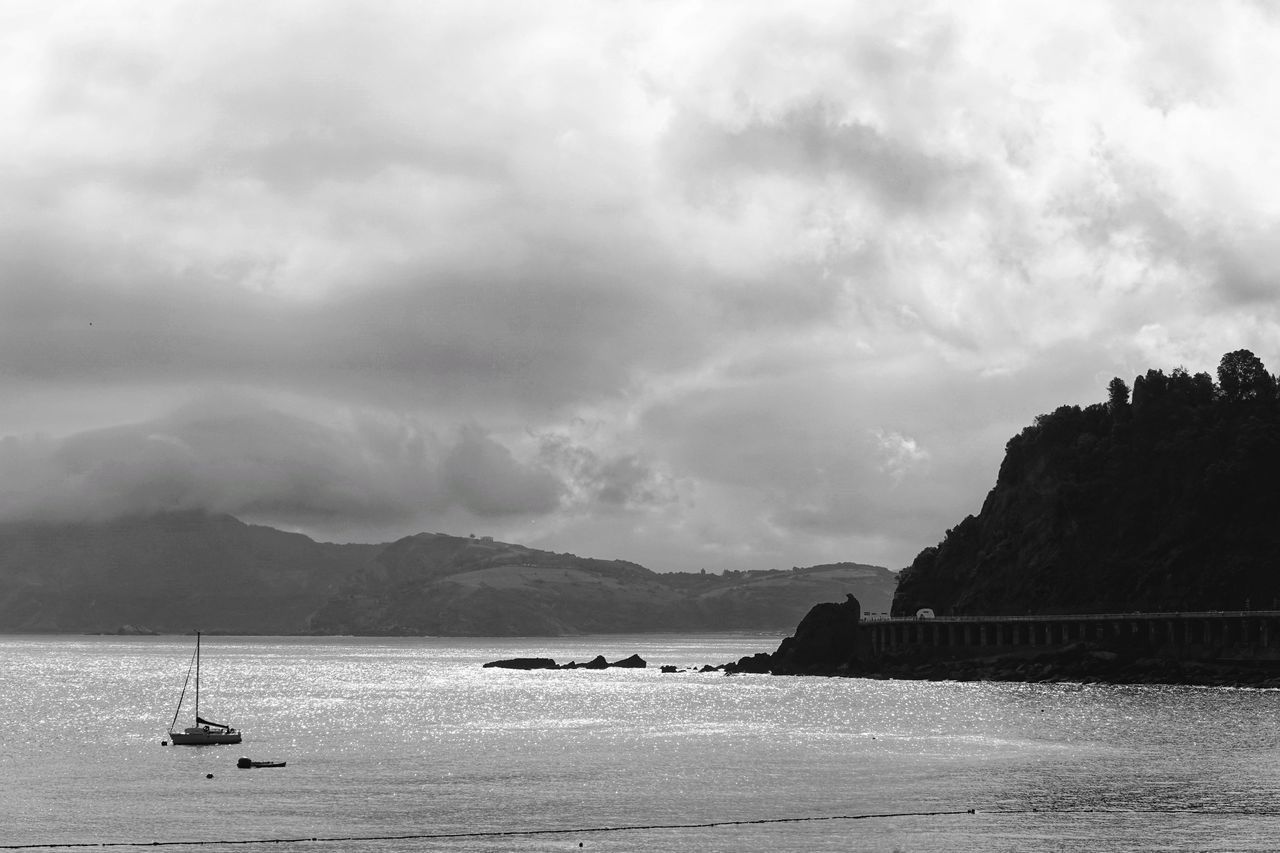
top-left (1107, 377), bottom-right (1130, 411)
top-left (1217, 349), bottom-right (1275, 404)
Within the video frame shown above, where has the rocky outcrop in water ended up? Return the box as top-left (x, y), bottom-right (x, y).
top-left (483, 654), bottom-right (648, 670)
top-left (481, 657), bottom-right (560, 670)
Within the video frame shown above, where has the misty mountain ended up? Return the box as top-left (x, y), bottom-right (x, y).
top-left (0, 512), bottom-right (380, 634)
top-left (892, 350), bottom-right (1280, 616)
top-left (0, 512), bottom-right (896, 635)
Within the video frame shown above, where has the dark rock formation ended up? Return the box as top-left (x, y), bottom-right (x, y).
top-left (482, 658), bottom-right (559, 670)
top-left (482, 653), bottom-right (648, 671)
top-left (609, 654), bottom-right (646, 668)
top-left (719, 596), bottom-right (864, 676)
top-left (768, 594), bottom-right (862, 674)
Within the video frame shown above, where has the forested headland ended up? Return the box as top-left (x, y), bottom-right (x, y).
top-left (892, 349), bottom-right (1280, 616)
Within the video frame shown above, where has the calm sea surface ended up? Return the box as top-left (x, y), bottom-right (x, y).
top-left (1, 634), bottom-right (1277, 852)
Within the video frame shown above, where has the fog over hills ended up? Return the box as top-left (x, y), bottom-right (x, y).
top-left (0, 512), bottom-right (895, 636)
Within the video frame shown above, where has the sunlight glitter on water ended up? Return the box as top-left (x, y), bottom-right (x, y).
top-left (2, 634), bottom-right (1278, 852)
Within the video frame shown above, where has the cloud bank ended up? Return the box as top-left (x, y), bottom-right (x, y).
top-left (3, 1), bottom-right (1280, 570)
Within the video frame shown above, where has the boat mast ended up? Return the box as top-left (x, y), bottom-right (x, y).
top-left (194, 631), bottom-right (200, 723)
top-left (168, 632), bottom-right (199, 735)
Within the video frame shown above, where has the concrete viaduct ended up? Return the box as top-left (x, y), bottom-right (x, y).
top-left (855, 610), bottom-right (1280, 664)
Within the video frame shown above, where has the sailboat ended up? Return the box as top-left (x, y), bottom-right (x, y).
top-left (167, 631), bottom-right (242, 745)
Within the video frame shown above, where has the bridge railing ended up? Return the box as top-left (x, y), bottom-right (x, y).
top-left (862, 610), bottom-right (1280, 623)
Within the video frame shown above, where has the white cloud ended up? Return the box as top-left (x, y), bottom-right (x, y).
top-left (873, 430), bottom-right (930, 482)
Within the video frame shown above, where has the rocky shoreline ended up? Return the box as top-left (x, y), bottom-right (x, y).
top-left (708, 595), bottom-right (1280, 688)
top-left (483, 645), bottom-right (1280, 687)
top-left (721, 642), bottom-right (1280, 688)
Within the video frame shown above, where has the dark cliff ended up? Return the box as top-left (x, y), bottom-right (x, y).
top-left (893, 350), bottom-right (1280, 616)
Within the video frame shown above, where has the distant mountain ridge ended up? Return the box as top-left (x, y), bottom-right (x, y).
top-left (0, 512), bottom-right (896, 635)
top-left (0, 512), bottom-right (379, 634)
top-left (311, 532), bottom-right (896, 635)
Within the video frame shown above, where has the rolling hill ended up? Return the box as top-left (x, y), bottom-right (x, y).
top-left (0, 512), bottom-right (896, 635)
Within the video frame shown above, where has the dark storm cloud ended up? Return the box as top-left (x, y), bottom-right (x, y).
top-left (0, 394), bottom-right (562, 529)
top-left (441, 426), bottom-right (562, 517)
top-left (0, 223), bottom-right (713, 417)
top-left (666, 100), bottom-right (980, 214)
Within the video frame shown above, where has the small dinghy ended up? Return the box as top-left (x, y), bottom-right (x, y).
top-left (237, 757), bottom-right (286, 769)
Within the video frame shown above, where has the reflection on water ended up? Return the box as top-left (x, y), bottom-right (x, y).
top-left (0, 634), bottom-right (1276, 852)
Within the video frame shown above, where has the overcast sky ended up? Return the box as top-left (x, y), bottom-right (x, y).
top-left (3, 1), bottom-right (1279, 572)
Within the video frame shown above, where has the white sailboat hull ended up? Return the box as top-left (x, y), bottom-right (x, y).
top-left (170, 726), bottom-right (242, 745)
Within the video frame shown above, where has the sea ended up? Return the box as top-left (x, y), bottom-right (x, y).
top-left (0, 634), bottom-right (1277, 852)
